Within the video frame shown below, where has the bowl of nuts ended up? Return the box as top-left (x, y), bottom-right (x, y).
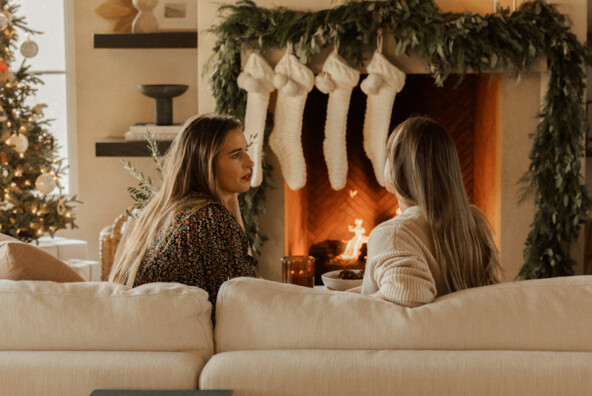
top-left (321, 269), bottom-right (364, 291)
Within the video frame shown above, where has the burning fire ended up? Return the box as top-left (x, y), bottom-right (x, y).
top-left (341, 219), bottom-right (369, 259)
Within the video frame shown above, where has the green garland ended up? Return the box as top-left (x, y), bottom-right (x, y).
top-left (208, 0), bottom-right (592, 278)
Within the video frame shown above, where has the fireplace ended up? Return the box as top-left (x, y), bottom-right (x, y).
top-left (283, 74), bottom-right (502, 283)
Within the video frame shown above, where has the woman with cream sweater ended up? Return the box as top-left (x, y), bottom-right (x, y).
top-left (358, 116), bottom-right (501, 306)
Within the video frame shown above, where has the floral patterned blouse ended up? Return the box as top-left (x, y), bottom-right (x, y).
top-left (133, 201), bottom-right (256, 321)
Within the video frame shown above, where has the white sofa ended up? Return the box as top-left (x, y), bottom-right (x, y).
top-left (0, 280), bottom-right (213, 395)
top-left (1, 275), bottom-right (591, 395)
top-left (200, 276), bottom-right (592, 395)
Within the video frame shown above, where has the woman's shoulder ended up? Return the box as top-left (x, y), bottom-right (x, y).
top-left (369, 206), bottom-right (428, 247)
top-left (373, 206), bottom-right (424, 233)
top-left (174, 201), bottom-right (235, 226)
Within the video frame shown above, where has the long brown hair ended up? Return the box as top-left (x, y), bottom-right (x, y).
top-left (386, 116), bottom-right (502, 292)
top-left (109, 113), bottom-right (242, 286)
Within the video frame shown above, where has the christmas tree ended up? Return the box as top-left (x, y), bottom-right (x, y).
top-left (0, 1), bottom-right (77, 242)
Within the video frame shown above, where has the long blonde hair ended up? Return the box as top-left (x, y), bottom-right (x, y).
top-left (386, 116), bottom-right (502, 292)
top-left (109, 113), bottom-right (242, 286)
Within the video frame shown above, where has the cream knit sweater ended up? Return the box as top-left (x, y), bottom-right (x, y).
top-left (361, 206), bottom-right (449, 307)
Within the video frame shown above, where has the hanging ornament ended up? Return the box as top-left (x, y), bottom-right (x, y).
top-left (315, 49), bottom-right (360, 190)
top-left (0, 13), bottom-right (8, 30)
top-left (0, 152), bottom-right (13, 184)
top-left (35, 173), bottom-right (56, 195)
top-left (0, 104), bottom-right (7, 122)
top-left (237, 52), bottom-right (276, 187)
top-left (361, 32), bottom-right (406, 187)
top-left (57, 197), bottom-right (66, 215)
top-left (0, 201), bottom-right (14, 211)
top-left (5, 134), bottom-right (28, 153)
top-left (20, 36), bottom-right (39, 58)
top-left (268, 43), bottom-right (315, 191)
top-left (0, 61), bottom-right (9, 82)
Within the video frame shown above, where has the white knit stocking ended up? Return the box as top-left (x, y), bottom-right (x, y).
top-left (237, 53), bottom-right (275, 187)
top-left (269, 45), bottom-right (315, 191)
top-left (315, 51), bottom-right (360, 190)
top-left (361, 51), bottom-right (406, 186)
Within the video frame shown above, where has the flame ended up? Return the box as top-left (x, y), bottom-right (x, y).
top-left (349, 189), bottom-right (358, 198)
top-left (341, 219), bottom-right (368, 259)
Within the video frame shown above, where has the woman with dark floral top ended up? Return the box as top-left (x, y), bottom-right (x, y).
top-left (109, 114), bottom-right (256, 322)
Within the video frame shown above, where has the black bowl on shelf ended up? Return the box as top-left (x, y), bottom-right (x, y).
top-left (137, 84), bottom-right (188, 125)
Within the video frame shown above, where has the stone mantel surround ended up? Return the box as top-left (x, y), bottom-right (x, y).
top-left (197, 0), bottom-right (588, 282)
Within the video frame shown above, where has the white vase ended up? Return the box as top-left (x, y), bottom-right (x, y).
top-left (131, 0), bottom-right (159, 33)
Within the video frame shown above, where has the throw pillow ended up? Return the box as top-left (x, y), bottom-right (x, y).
top-left (0, 233), bottom-right (84, 282)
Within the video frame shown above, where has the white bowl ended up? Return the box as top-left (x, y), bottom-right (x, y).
top-left (321, 269), bottom-right (363, 291)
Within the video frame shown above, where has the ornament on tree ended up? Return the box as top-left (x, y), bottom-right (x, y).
top-left (6, 133), bottom-right (28, 153)
top-left (0, 12), bottom-right (9, 30)
top-left (361, 33), bottom-right (406, 186)
top-left (236, 52), bottom-right (275, 187)
top-left (0, 152), bottom-right (13, 184)
top-left (57, 197), bottom-right (66, 215)
top-left (0, 200), bottom-right (14, 211)
top-left (0, 60), bottom-right (9, 81)
top-left (0, 104), bottom-right (7, 122)
top-left (20, 36), bottom-right (39, 58)
top-left (35, 173), bottom-right (56, 195)
top-left (315, 49), bottom-right (360, 190)
top-left (269, 43), bottom-right (315, 190)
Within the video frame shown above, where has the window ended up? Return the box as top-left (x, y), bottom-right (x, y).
top-left (13, 0), bottom-right (71, 193)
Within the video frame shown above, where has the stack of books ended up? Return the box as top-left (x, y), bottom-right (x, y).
top-left (124, 124), bottom-right (182, 141)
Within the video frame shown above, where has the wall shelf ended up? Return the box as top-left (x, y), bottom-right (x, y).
top-left (96, 137), bottom-right (172, 157)
top-left (93, 32), bottom-right (197, 49)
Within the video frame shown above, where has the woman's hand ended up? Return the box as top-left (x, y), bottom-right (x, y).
top-left (371, 290), bottom-right (389, 301)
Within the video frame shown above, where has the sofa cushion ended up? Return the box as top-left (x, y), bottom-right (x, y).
top-left (0, 233), bottom-right (83, 282)
top-left (215, 276), bottom-right (592, 353)
top-left (0, 280), bottom-right (213, 360)
top-left (1, 351), bottom-right (203, 396)
top-left (200, 350), bottom-right (592, 396)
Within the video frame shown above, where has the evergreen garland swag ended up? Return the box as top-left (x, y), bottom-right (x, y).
top-left (208, 0), bottom-right (592, 278)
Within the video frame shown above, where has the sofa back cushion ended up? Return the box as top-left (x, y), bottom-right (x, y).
top-left (0, 280), bottom-right (213, 359)
top-left (215, 276), bottom-right (592, 353)
top-left (0, 233), bottom-right (83, 282)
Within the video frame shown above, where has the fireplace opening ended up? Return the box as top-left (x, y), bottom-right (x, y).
top-left (281, 74), bottom-right (501, 284)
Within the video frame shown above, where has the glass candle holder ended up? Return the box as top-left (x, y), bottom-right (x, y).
top-left (281, 255), bottom-right (315, 288)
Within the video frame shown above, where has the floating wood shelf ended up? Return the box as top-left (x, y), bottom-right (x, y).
top-left (93, 32), bottom-right (197, 49)
top-left (96, 137), bottom-right (172, 157)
